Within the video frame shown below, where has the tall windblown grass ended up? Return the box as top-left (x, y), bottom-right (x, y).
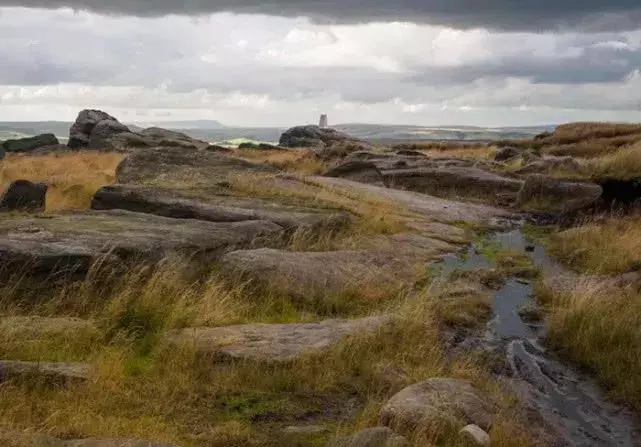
top-left (0, 257), bottom-right (537, 446)
top-left (549, 215), bottom-right (641, 275)
top-left (0, 151), bottom-right (123, 211)
top-left (537, 278), bottom-right (641, 411)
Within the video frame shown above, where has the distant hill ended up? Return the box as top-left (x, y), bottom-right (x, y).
top-left (0, 120), bottom-right (555, 145)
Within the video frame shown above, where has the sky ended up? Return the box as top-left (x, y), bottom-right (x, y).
top-left (1, 1), bottom-right (641, 127)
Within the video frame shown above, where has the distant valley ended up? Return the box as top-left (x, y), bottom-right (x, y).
top-left (0, 120), bottom-right (554, 146)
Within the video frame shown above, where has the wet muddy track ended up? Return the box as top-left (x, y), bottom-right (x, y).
top-left (434, 227), bottom-right (640, 446)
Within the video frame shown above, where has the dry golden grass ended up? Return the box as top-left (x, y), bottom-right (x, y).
top-left (0, 257), bottom-right (538, 447)
top-left (0, 266), bottom-right (534, 447)
top-left (234, 148), bottom-right (333, 175)
top-left (228, 172), bottom-right (408, 240)
top-left (0, 152), bottom-right (123, 211)
top-left (576, 142), bottom-right (641, 179)
top-left (420, 146), bottom-right (497, 160)
top-left (537, 278), bottom-right (641, 411)
top-left (549, 215), bottom-right (641, 275)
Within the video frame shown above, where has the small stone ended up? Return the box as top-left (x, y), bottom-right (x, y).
top-left (459, 424), bottom-right (491, 446)
top-left (0, 180), bottom-right (47, 212)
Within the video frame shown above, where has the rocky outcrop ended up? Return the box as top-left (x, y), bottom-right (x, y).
top-left (494, 146), bottom-right (520, 162)
top-left (379, 379), bottom-right (493, 435)
top-left (86, 119), bottom-right (131, 148)
top-left (323, 161), bottom-right (384, 185)
top-left (0, 360), bottom-right (90, 384)
top-left (116, 146), bottom-right (277, 187)
top-left (0, 431), bottom-right (179, 447)
top-left (168, 316), bottom-right (388, 362)
top-left (313, 176), bottom-right (514, 224)
top-left (68, 109), bottom-right (123, 149)
top-left (516, 156), bottom-right (581, 175)
top-left (279, 125), bottom-right (364, 148)
top-left (0, 180), bottom-right (47, 212)
top-left (2, 133), bottom-right (59, 153)
top-left (69, 109), bottom-right (210, 151)
top-left (382, 167), bottom-right (523, 203)
top-left (92, 184), bottom-right (350, 231)
top-left (0, 210), bottom-right (283, 277)
top-left (516, 175), bottom-right (603, 212)
top-left (220, 243), bottom-right (450, 300)
top-left (326, 427), bottom-right (408, 447)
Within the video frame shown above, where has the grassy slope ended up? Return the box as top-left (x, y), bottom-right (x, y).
top-left (540, 215), bottom-right (641, 410)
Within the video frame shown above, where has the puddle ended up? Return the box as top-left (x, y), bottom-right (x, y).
top-left (432, 228), bottom-right (640, 446)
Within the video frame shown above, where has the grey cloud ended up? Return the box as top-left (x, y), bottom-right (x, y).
top-left (2, 0), bottom-right (641, 31)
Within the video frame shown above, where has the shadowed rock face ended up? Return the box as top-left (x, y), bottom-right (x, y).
top-left (0, 180), bottom-right (47, 212)
top-left (168, 316), bottom-right (389, 362)
top-left (2, 133), bottom-right (59, 153)
top-left (69, 109), bottom-right (123, 149)
top-left (324, 161), bottom-right (385, 186)
top-left (0, 210), bottom-right (284, 277)
top-left (279, 125), bottom-right (364, 148)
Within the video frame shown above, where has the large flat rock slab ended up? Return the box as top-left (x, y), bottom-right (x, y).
top-left (0, 360), bottom-right (90, 384)
top-left (220, 241), bottom-right (449, 300)
top-left (168, 316), bottom-right (388, 362)
top-left (0, 210), bottom-right (283, 276)
top-left (383, 167), bottom-right (523, 203)
top-left (92, 184), bottom-right (350, 231)
top-left (116, 146), bottom-right (277, 188)
top-left (312, 176), bottom-right (514, 224)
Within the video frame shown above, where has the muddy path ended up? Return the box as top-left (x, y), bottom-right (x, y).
top-left (434, 226), bottom-right (640, 446)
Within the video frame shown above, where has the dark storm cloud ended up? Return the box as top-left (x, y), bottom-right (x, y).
top-left (2, 0), bottom-right (641, 31)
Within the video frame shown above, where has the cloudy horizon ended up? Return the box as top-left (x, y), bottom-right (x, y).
top-left (1, 2), bottom-right (641, 127)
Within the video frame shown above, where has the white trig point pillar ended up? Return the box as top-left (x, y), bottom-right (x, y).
top-left (319, 114), bottom-right (328, 128)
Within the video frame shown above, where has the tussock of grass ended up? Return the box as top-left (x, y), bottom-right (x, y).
top-left (0, 152), bottom-right (123, 211)
top-left (537, 278), bottom-right (641, 411)
top-left (578, 143), bottom-right (641, 180)
top-left (549, 216), bottom-right (641, 275)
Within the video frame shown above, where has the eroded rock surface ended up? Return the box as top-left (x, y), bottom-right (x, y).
top-left (116, 146), bottom-right (276, 187)
top-left (168, 316), bottom-right (388, 362)
top-left (0, 210), bottom-right (283, 276)
top-left (0, 431), bottom-right (179, 447)
top-left (516, 174), bottom-right (602, 212)
top-left (220, 242), bottom-right (449, 300)
top-left (279, 125), bottom-right (364, 148)
top-left (0, 360), bottom-right (90, 383)
top-left (326, 427), bottom-right (408, 447)
top-left (379, 379), bottom-right (493, 434)
top-left (92, 184), bottom-right (349, 231)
